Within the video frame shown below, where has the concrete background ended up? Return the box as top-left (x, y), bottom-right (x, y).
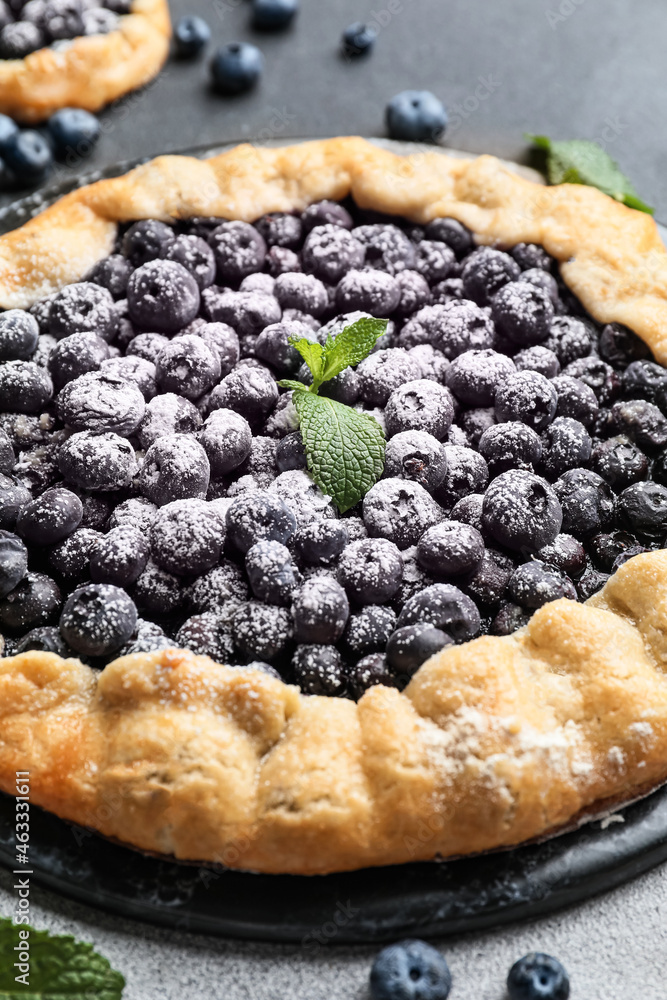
top-left (2, 0), bottom-right (667, 995)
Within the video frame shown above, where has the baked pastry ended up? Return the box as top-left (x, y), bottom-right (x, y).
top-left (0, 0), bottom-right (170, 124)
top-left (1, 137), bottom-right (667, 875)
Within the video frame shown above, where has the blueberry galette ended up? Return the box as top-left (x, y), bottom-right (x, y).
top-left (0, 0), bottom-right (169, 123)
top-left (1, 137), bottom-right (667, 875)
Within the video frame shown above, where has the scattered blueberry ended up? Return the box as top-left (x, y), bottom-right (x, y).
top-left (3, 129), bottom-right (52, 182)
top-left (386, 90), bottom-right (448, 143)
top-left (252, 0), bottom-right (298, 30)
top-left (59, 582), bottom-right (137, 657)
top-left (370, 939), bottom-right (452, 1000)
top-left (174, 14), bottom-right (211, 57)
top-left (47, 108), bottom-right (100, 157)
top-left (341, 21), bottom-right (376, 57)
top-left (210, 42), bottom-right (264, 94)
top-left (507, 952), bottom-right (570, 1000)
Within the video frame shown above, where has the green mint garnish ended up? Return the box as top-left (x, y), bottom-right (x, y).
top-left (528, 134), bottom-right (654, 215)
top-left (0, 916), bottom-right (125, 999)
top-left (277, 317), bottom-right (387, 512)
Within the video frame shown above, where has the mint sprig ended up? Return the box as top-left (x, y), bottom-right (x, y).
top-left (0, 916), bottom-right (125, 999)
top-left (528, 135), bottom-right (654, 214)
top-left (278, 317), bottom-right (387, 512)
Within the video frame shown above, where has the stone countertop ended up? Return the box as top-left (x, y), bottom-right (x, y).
top-left (2, 0), bottom-right (667, 996)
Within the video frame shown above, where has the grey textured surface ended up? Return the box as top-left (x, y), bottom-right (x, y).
top-left (2, 0), bottom-right (667, 996)
top-left (1, 862), bottom-right (666, 998)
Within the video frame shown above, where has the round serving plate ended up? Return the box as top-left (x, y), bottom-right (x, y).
top-left (1, 139), bottom-right (666, 942)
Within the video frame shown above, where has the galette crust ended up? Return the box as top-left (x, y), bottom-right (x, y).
top-left (0, 0), bottom-right (170, 124)
top-left (0, 137), bottom-right (666, 358)
top-left (1, 138), bottom-right (667, 874)
top-left (2, 553), bottom-right (667, 874)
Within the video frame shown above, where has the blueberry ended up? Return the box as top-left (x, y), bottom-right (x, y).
top-left (590, 434), bottom-right (647, 490)
top-left (536, 533), bottom-right (586, 578)
top-left (514, 345), bottom-right (560, 379)
top-left (356, 350), bottom-right (422, 407)
top-left (341, 21), bottom-right (376, 57)
top-left (254, 213), bottom-right (303, 249)
top-left (127, 260), bottom-right (200, 334)
top-left (616, 481), bottom-right (667, 538)
top-left (173, 14), bottom-right (211, 57)
top-left (292, 576), bottom-right (350, 643)
top-left (246, 540), bottom-right (299, 605)
top-left (540, 417), bottom-right (591, 479)
top-left (292, 644), bottom-right (345, 696)
top-left (363, 478), bottom-right (443, 550)
top-left (370, 939), bottom-right (452, 1000)
top-left (210, 366), bottom-right (278, 424)
top-left (0, 21), bottom-right (44, 59)
top-left (302, 200), bottom-right (353, 233)
top-left (47, 331), bottom-right (110, 391)
top-left (599, 322), bottom-right (649, 369)
top-left (335, 269), bottom-right (401, 316)
top-left (417, 520), bottom-right (484, 577)
top-left (482, 470), bottom-right (562, 552)
top-left (232, 601), bottom-right (292, 661)
top-left (60, 582), bottom-right (137, 657)
top-left (445, 349), bottom-right (515, 407)
top-left (58, 430), bottom-right (137, 491)
top-left (49, 526), bottom-right (102, 581)
top-left (563, 356), bottom-right (620, 406)
top-left (433, 444), bottom-right (488, 508)
top-left (491, 280), bottom-right (554, 346)
top-left (385, 430), bottom-right (447, 491)
top-left (17, 486), bottom-right (82, 545)
top-left (544, 316), bottom-right (594, 366)
top-left (137, 392), bottom-right (202, 449)
top-left (134, 560), bottom-right (186, 617)
top-left (0, 475), bottom-right (31, 530)
top-left (141, 435), bottom-right (210, 506)
top-left (319, 365), bottom-right (361, 405)
top-left (155, 334), bottom-right (220, 400)
top-left (466, 547), bottom-right (515, 606)
top-left (301, 225), bottom-right (365, 284)
top-left (553, 468), bottom-right (615, 537)
top-left (407, 301), bottom-right (494, 358)
top-left (0, 310), bottom-right (39, 361)
top-left (397, 582), bottom-right (479, 641)
top-left (509, 560), bottom-right (577, 609)
top-left (341, 604), bottom-right (396, 658)
top-left (461, 247), bottom-right (520, 306)
top-left (226, 491), bottom-right (296, 553)
top-left (620, 359), bottom-right (667, 402)
top-left (348, 652), bottom-right (398, 699)
top-left (511, 243), bottom-right (555, 272)
top-left (0, 113), bottom-right (18, 151)
top-left (385, 379), bottom-right (454, 440)
top-left (551, 374), bottom-right (599, 429)
top-left (101, 355), bottom-right (157, 401)
top-left (49, 281), bottom-right (118, 341)
top-left (47, 108), bottom-right (100, 156)
top-left (0, 427), bottom-right (13, 475)
top-left (576, 562), bottom-right (610, 601)
top-left (338, 538), bottom-right (403, 604)
top-left (506, 952), bottom-right (570, 1000)
top-left (57, 371), bottom-right (145, 436)
top-left (0, 572), bottom-right (61, 633)
top-left (395, 272), bottom-right (432, 318)
top-left (407, 343), bottom-right (449, 384)
top-left (449, 493), bottom-right (485, 532)
top-left (209, 221), bottom-right (267, 284)
top-left (612, 398), bottom-right (667, 452)
top-left (14, 625), bottom-right (72, 657)
top-left (198, 408), bottom-right (252, 476)
top-left (275, 431), bottom-right (306, 472)
top-left (490, 601), bottom-right (531, 635)
top-left (294, 519), bottom-right (348, 566)
top-left (165, 235), bottom-right (216, 290)
top-left (255, 320), bottom-right (316, 374)
top-left (176, 612), bottom-right (235, 660)
top-left (0, 529), bottom-right (27, 598)
top-left (0, 360), bottom-right (53, 413)
top-left (210, 42), bottom-right (264, 94)
top-left (478, 422), bottom-right (542, 477)
top-left (385, 90), bottom-right (448, 143)
top-left (386, 623), bottom-right (451, 677)
top-left (89, 526), bottom-right (149, 586)
top-left (424, 218), bottom-right (474, 259)
top-left (126, 331), bottom-right (170, 364)
top-left (252, 0), bottom-right (298, 30)
top-left (495, 371), bottom-right (558, 432)
top-left (122, 220), bottom-right (174, 267)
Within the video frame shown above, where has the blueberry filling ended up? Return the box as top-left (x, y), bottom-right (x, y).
top-left (0, 202), bottom-right (665, 700)
top-left (0, 0), bottom-right (125, 60)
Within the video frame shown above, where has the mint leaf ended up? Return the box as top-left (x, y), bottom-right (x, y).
top-left (319, 317), bottom-right (388, 383)
top-left (292, 390), bottom-right (385, 513)
top-left (276, 379), bottom-right (310, 392)
top-left (288, 338), bottom-right (325, 388)
top-left (0, 917), bottom-right (125, 999)
top-left (528, 134), bottom-right (654, 214)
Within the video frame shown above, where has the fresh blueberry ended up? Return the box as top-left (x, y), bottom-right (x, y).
top-left (478, 422), bottom-right (542, 477)
top-left (445, 349), bottom-right (515, 407)
top-left (424, 218), bottom-right (474, 259)
top-left (210, 42), bottom-right (264, 94)
top-left (0, 475), bottom-right (31, 531)
top-left (59, 582), bottom-right (137, 657)
top-left (341, 21), bottom-right (376, 57)
top-left (210, 366), bottom-right (278, 424)
top-left (385, 90), bottom-right (448, 143)
top-left (49, 527), bottom-right (102, 582)
top-left (490, 601), bottom-right (532, 635)
top-left (544, 316), bottom-right (594, 366)
top-left (540, 417), bottom-right (591, 479)
top-left (122, 220), bottom-right (174, 267)
top-left (495, 371), bottom-right (558, 432)
top-left (58, 430), bottom-right (137, 492)
top-left (198, 407), bottom-right (252, 476)
top-left (252, 0), bottom-right (298, 30)
top-left (397, 583), bottom-right (480, 642)
top-left (338, 538), bottom-right (403, 604)
top-left (174, 14), bottom-right (211, 57)
top-left (461, 247), bottom-right (520, 306)
top-left (336, 269), bottom-right (401, 316)
top-left (17, 487), bottom-right (83, 546)
top-left (292, 644), bottom-right (345, 696)
top-left (343, 604), bottom-right (397, 658)
top-left (3, 129), bottom-right (52, 183)
top-left (255, 320), bottom-right (316, 374)
top-left (433, 444), bottom-right (488, 508)
top-left (165, 235), bottom-right (216, 290)
top-left (302, 200), bottom-right (353, 233)
top-left (0, 359), bottom-right (53, 413)
top-left (590, 435), bottom-right (648, 490)
top-left (136, 392), bottom-right (202, 449)
top-left (294, 519), bottom-right (348, 566)
top-left (49, 281), bottom-right (118, 342)
top-left (507, 952), bottom-right (570, 1000)
top-left (551, 374), bottom-right (598, 429)
top-left (536, 533), bottom-right (586, 579)
top-left (553, 468), bottom-right (615, 537)
top-left (511, 243), bottom-right (555, 272)
top-left (134, 560), bottom-right (186, 617)
top-left (612, 398), bottom-right (667, 452)
top-left (0, 572), bottom-right (61, 633)
top-left (101, 355), bottom-right (157, 401)
top-left (226, 491), bottom-right (296, 553)
top-left (57, 371), bottom-right (145, 436)
top-left (232, 601), bottom-right (292, 661)
top-left (466, 547), bottom-right (515, 606)
top-left (127, 259), bottom-right (200, 334)
top-left (482, 470), bottom-right (562, 552)
top-left (89, 526), bottom-right (149, 587)
top-left (85, 254), bottom-right (133, 300)
top-left (599, 322), bottom-right (649, 369)
top-left (563, 356), bottom-right (620, 406)
top-left (357, 350), bottom-right (423, 407)
top-left (48, 108), bottom-right (100, 156)
top-left (514, 345), bottom-right (560, 379)
top-left (0, 427), bottom-right (13, 476)
top-left (292, 576), bottom-right (350, 643)
top-left (509, 560), bottom-right (577, 609)
top-left (0, 113), bottom-right (18, 151)
top-left (140, 435), bottom-right (210, 506)
top-left (385, 430), bottom-right (448, 491)
top-left (301, 224), bottom-right (365, 283)
top-left (275, 431), bottom-right (306, 472)
top-left (0, 310), bottom-right (39, 361)
top-left (417, 520), bottom-right (485, 577)
top-left (155, 334), bottom-right (220, 400)
top-left (385, 379), bottom-right (454, 440)
top-left (14, 625), bottom-right (72, 657)
top-left (254, 212), bottom-right (303, 249)
top-left (363, 478), bottom-right (443, 550)
top-left (47, 331), bottom-right (110, 391)
top-left (616, 481), bottom-right (667, 538)
top-left (370, 939), bottom-right (452, 1000)
top-left (386, 623), bottom-right (451, 677)
top-left (0, 529), bottom-right (27, 599)
top-left (348, 652), bottom-right (398, 699)
top-left (175, 612), bottom-right (234, 661)
top-left (491, 280), bottom-right (554, 346)
top-left (0, 21), bottom-right (44, 59)
top-left (246, 539), bottom-right (299, 605)
top-left (576, 563), bottom-right (610, 601)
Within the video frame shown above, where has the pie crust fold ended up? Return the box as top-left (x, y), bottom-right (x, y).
top-left (1, 138), bottom-right (667, 874)
top-left (0, 0), bottom-right (171, 124)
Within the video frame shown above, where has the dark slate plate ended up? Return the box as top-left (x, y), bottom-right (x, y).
top-left (1, 141), bottom-right (666, 942)
top-left (1, 788), bottom-right (667, 942)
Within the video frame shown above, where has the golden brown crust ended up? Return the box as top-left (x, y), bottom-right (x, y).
top-left (2, 554), bottom-right (667, 875)
top-left (1, 137), bottom-right (666, 358)
top-left (0, 0), bottom-right (170, 124)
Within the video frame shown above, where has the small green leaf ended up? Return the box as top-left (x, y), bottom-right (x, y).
top-left (292, 390), bottom-right (385, 513)
top-left (320, 317), bottom-right (388, 383)
top-left (527, 134), bottom-right (654, 214)
top-left (0, 917), bottom-right (125, 999)
top-left (287, 337), bottom-right (325, 387)
top-left (276, 379), bottom-right (310, 392)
